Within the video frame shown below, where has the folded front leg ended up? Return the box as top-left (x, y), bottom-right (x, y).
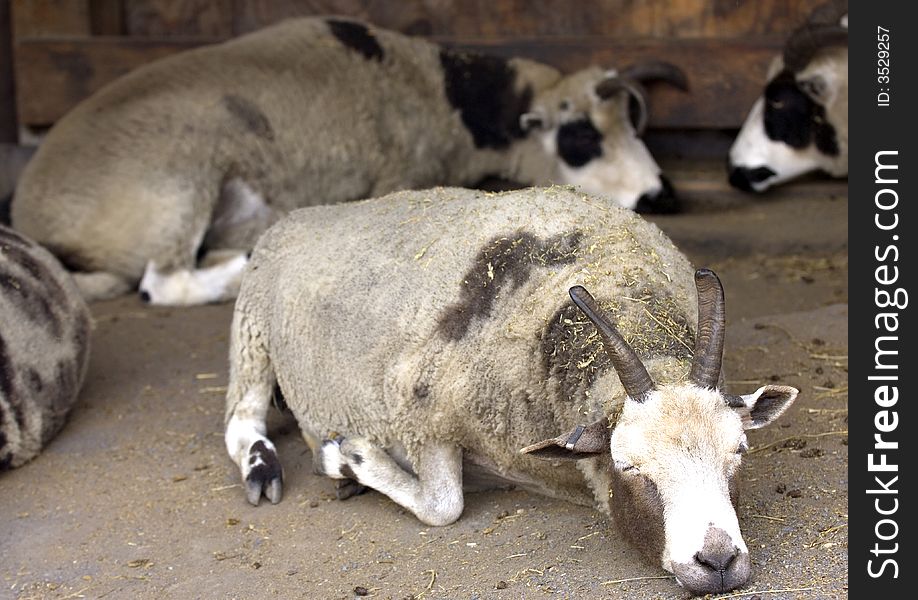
top-left (318, 437), bottom-right (464, 527)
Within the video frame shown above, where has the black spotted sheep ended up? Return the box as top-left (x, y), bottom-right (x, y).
top-left (224, 186), bottom-right (798, 595)
top-left (12, 17), bottom-right (686, 306)
top-left (729, 0), bottom-right (847, 192)
top-left (0, 226), bottom-right (91, 469)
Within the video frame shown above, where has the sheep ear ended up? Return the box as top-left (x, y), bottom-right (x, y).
top-left (798, 73), bottom-right (833, 104)
top-left (520, 418), bottom-right (609, 461)
top-left (733, 385), bottom-right (799, 430)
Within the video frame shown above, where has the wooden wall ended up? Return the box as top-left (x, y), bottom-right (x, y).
top-left (0, 0), bottom-right (17, 142)
top-left (9, 0), bottom-right (827, 134)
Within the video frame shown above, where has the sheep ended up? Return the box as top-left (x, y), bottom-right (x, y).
top-left (728, 0), bottom-right (848, 192)
top-left (10, 16), bottom-right (687, 307)
top-left (223, 186), bottom-right (799, 595)
top-left (0, 225), bottom-right (91, 470)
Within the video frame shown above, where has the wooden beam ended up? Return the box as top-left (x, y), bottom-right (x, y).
top-left (11, 0), bottom-right (91, 38)
top-left (13, 35), bottom-right (783, 129)
top-left (14, 37), bottom-right (208, 126)
top-left (90, 0), bottom-right (125, 36)
top-left (0, 0), bottom-right (17, 141)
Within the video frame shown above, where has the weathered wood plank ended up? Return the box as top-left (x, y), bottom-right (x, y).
top-left (225, 0), bottom-right (825, 38)
top-left (90, 0), bottom-right (125, 36)
top-left (13, 37), bottom-right (201, 126)
top-left (0, 1), bottom-right (17, 141)
top-left (11, 0), bottom-right (91, 38)
top-left (13, 35), bottom-right (783, 128)
top-left (124, 0), bottom-right (233, 37)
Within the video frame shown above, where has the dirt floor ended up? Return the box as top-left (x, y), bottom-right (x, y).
top-left (0, 168), bottom-right (848, 600)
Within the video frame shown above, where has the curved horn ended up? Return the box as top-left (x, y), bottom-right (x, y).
top-left (783, 23), bottom-right (848, 72)
top-left (595, 76), bottom-right (649, 135)
top-left (689, 269), bottom-right (726, 389)
top-left (620, 60), bottom-right (689, 92)
top-left (569, 286), bottom-right (655, 401)
top-left (805, 0), bottom-right (848, 26)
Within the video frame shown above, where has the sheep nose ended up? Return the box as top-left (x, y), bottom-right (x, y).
top-left (695, 546), bottom-right (738, 573)
top-left (697, 527), bottom-right (738, 567)
top-left (673, 527), bottom-right (751, 594)
top-left (727, 163), bottom-right (776, 192)
top-left (634, 176), bottom-right (680, 214)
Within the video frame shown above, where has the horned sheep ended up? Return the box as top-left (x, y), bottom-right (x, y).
top-left (224, 186), bottom-right (799, 595)
top-left (11, 16), bottom-right (686, 307)
top-left (728, 0), bottom-right (848, 192)
top-left (0, 226), bottom-right (91, 470)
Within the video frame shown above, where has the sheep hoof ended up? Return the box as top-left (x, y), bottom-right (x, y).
top-left (245, 440), bottom-right (284, 505)
top-left (335, 479), bottom-right (368, 501)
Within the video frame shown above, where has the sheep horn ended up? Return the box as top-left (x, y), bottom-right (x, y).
top-left (689, 269), bottom-right (726, 389)
top-left (594, 76), bottom-right (649, 135)
top-left (620, 60), bottom-right (689, 92)
top-left (783, 23), bottom-right (848, 72)
top-left (805, 0), bottom-right (848, 27)
top-left (569, 286), bottom-right (655, 402)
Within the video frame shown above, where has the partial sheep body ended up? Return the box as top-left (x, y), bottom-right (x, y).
top-left (12, 17), bottom-right (683, 306)
top-left (224, 186), bottom-right (800, 595)
top-left (230, 186), bottom-right (693, 502)
top-left (0, 226), bottom-right (91, 469)
top-left (728, 0), bottom-right (848, 191)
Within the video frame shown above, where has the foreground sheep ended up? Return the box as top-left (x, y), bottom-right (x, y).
top-left (0, 226), bottom-right (91, 469)
top-left (11, 17), bottom-right (686, 306)
top-left (224, 187), bottom-right (798, 595)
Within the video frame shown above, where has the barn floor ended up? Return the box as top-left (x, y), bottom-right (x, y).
top-left (0, 169), bottom-right (848, 600)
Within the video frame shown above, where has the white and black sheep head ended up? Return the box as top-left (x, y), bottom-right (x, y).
top-left (522, 270), bottom-right (798, 595)
top-left (519, 62), bottom-right (687, 213)
top-left (729, 8), bottom-right (848, 192)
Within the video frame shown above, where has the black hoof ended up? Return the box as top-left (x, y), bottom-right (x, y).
top-left (245, 441), bottom-right (283, 505)
top-left (335, 478), bottom-right (368, 501)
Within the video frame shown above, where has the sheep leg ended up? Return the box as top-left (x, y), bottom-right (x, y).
top-left (138, 252), bottom-right (248, 305)
top-left (224, 313), bottom-right (281, 505)
top-left (138, 178), bottom-right (274, 305)
top-left (319, 436), bottom-right (464, 527)
top-left (71, 271), bottom-right (134, 301)
top-left (226, 390), bottom-right (283, 505)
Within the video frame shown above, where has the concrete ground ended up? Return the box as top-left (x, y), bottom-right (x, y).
top-left (0, 169), bottom-right (848, 600)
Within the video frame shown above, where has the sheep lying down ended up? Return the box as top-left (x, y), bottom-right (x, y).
top-left (0, 226), bottom-right (91, 469)
top-left (12, 16), bottom-right (686, 306)
top-left (224, 186), bottom-right (798, 595)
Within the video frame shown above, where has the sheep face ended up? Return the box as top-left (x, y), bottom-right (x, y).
top-left (608, 383), bottom-right (796, 594)
top-left (519, 64), bottom-right (685, 213)
top-left (522, 270), bottom-right (798, 594)
top-left (729, 19), bottom-right (848, 192)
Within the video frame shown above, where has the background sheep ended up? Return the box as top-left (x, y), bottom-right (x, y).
top-left (11, 16), bottom-right (685, 307)
top-left (224, 186), bottom-right (798, 595)
top-left (0, 225), bottom-right (91, 469)
top-left (728, 0), bottom-right (847, 192)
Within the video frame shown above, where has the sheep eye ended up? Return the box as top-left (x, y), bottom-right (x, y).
top-left (614, 459), bottom-right (638, 473)
top-left (559, 100), bottom-right (571, 111)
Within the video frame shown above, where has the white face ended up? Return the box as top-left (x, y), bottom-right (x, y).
top-left (606, 383), bottom-right (797, 595)
top-left (729, 98), bottom-right (827, 192)
top-left (729, 49), bottom-right (848, 192)
top-left (540, 126), bottom-right (665, 211)
top-left (523, 69), bottom-right (673, 212)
